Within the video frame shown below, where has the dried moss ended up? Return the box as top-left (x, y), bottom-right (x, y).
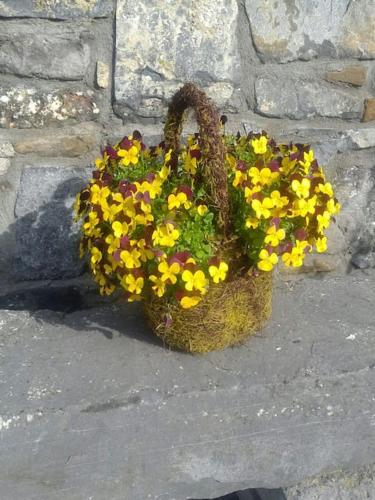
top-left (164, 82), bottom-right (231, 235)
top-left (144, 271), bottom-right (272, 353)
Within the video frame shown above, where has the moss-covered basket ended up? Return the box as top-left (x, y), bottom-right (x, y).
top-left (143, 83), bottom-right (272, 353)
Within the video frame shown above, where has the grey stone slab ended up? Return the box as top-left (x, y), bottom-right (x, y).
top-left (334, 160), bottom-right (375, 269)
top-left (14, 165), bottom-right (91, 280)
top-left (0, 0), bottom-right (112, 18)
top-left (0, 21), bottom-right (91, 81)
top-left (0, 87), bottom-right (100, 128)
top-left (245, 0), bottom-right (375, 62)
top-left (255, 77), bottom-right (363, 120)
top-left (114, 0), bottom-right (241, 118)
top-left (0, 272), bottom-right (374, 499)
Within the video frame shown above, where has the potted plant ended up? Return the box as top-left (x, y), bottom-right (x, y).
top-left (75, 83), bottom-right (340, 352)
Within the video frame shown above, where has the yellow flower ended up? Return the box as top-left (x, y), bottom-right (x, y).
top-left (112, 220), bottom-right (129, 238)
top-left (291, 178), bottom-right (311, 199)
top-left (326, 198), bottom-right (340, 215)
top-left (233, 170), bottom-right (247, 187)
top-left (134, 212), bottom-right (154, 225)
top-left (282, 241), bottom-right (308, 267)
top-left (152, 223), bottom-right (180, 247)
top-left (300, 150), bottom-right (314, 171)
top-left (118, 145), bottom-right (139, 166)
top-left (102, 203), bottom-right (122, 222)
top-left (134, 180), bottom-right (161, 199)
top-left (90, 184), bottom-right (110, 206)
top-left (182, 270), bottom-right (208, 293)
top-left (209, 262), bottom-right (228, 284)
top-left (122, 274), bottom-right (144, 294)
top-left (257, 249), bottom-right (278, 271)
top-left (318, 182), bottom-right (334, 197)
top-left (83, 211), bottom-right (100, 237)
top-left (249, 167), bottom-right (276, 186)
top-left (168, 192), bottom-right (188, 210)
top-left (281, 156), bottom-right (297, 174)
top-left (180, 295), bottom-right (201, 309)
top-left (105, 234), bottom-right (120, 254)
top-left (120, 249), bottom-right (141, 269)
top-left (252, 197), bottom-right (274, 219)
top-left (90, 247), bottom-right (102, 265)
top-left (251, 136), bottom-right (268, 154)
top-left (316, 236), bottom-right (327, 253)
top-left (184, 154), bottom-right (197, 174)
top-left (95, 152), bottom-right (108, 171)
top-left (149, 275), bottom-right (166, 297)
top-left (270, 190), bottom-right (289, 208)
top-left (317, 211), bottom-right (331, 232)
top-left (265, 225), bottom-right (286, 247)
top-left (293, 195), bottom-right (317, 217)
top-left (197, 204), bottom-right (208, 216)
top-left (245, 217), bottom-right (259, 229)
top-left (158, 261), bottom-right (181, 284)
top-left (137, 239), bottom-right (154, 262)
top-left (158, 165), bottom-right (170, 181)
top-left (122, 197), bottom-right (136, 218)
top-left (244, 185), bottom-right (261, 203)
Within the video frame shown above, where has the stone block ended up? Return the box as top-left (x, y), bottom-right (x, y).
top-left (325, 65), bottom-right (367, 87)
top-left (362, 98), bottom-right (375, 122)
top-left (114, 0), bottom-right (241, 118)
top-left (14, 165), bottom-right (91, 279)
top-left (13, 124), bottom-right (101, 157)
top-left (245, 0), bottom-right (375, 62)
top-left (0, 0), bottom-right (112, 18)
top-left (0, 141), bottom-right (14, 157)
top-left (0, 158), bottom-right (10, 176)
top-left (0, 87), bottom-right (99, 128)
top-left (255, 77), bottom-right (363, 119)
top-left (0, 21), bottom-right (90, 81)
top-left (345, 128), bottom-right (375, 149)
top-left (96, 61), bottom-right (110, 89)
top-left (335, 162), bottom-right (375, 269)
top-left (0, 272), bottom-right (375, 498)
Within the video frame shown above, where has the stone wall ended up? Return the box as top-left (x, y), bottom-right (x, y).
top-left (0, 0), bottom-right (374, 281)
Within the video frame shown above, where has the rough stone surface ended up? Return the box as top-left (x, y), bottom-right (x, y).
top-left (0, 157), bottom-right (10, 176)
top-left (362, 98), bottom-right (375, 122)
top-left (13, 123), bottom-right (101, 158)
top-left (325, 65), bottom-right (367, 87)
top-left (334, 159), bottom-right (375, 269)
top-left (0, 272), bottom-right (374, 499)
top-left (96, 61), bottom-right (110, 89)
top-left (345, 128), bottom-right (375, 149)
top-left (0, 21), bottom-right (91, 81)
top-left (285, 465), bottom-right (375, 500)
top-left (114, 0), bottom-right (241, 118)
top-left (0, 87), bottom-right (99, 128)
top-left (245, 0), bottom-right (375, 62)
top-left (0, 0), bottom-right (112, 18)
top-left (0, 141), bottom-right (14, 157)
top-left (255, 77), bottom-right (363, 119)
top-left (14, 165), bottom-right (91, 280)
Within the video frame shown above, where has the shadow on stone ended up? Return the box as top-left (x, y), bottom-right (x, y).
top-left (193, 487), bottom-right (287, 499)
top-left (0, 171), bottom-right (165, 348)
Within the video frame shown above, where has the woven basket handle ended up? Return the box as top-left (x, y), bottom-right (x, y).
top-left (164, 83), bottom-right (230, 234)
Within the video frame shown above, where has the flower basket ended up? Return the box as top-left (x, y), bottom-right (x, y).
top-left (143, 84), bottom-right (272, 352)
top-left (75, 83), bottom-right (340, 353)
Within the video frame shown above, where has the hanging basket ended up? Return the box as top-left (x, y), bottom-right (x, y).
top-left (143, 83), bottom-right (272, 353)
